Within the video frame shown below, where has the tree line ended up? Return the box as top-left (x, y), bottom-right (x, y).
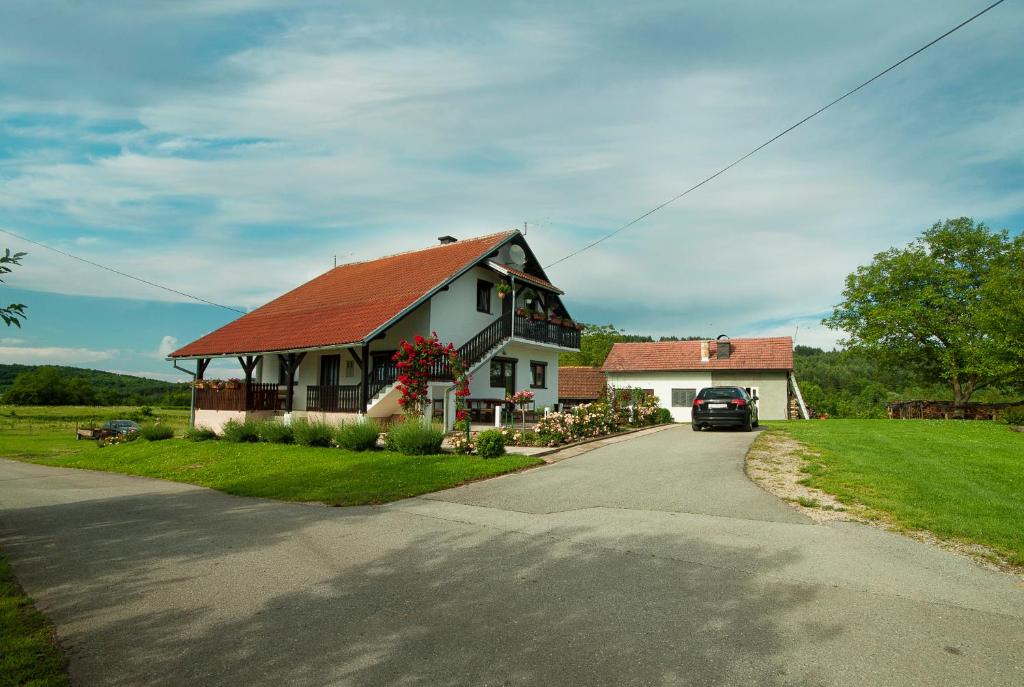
top-left (0, 365), bottom-right (190, 407)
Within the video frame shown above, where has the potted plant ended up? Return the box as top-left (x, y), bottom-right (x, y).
top-left (225, 378), bottom-right (242, 390)
top-left (530, 310), bottom-right (546, 321)
top-left (549, 315), bottom-right (563, 326)
top-left (496, 282), bottom-right (512, 300)
top-left (516, 307), bottom-right (529, 317)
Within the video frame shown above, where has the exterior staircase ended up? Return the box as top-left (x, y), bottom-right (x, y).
top-left (365, 313), bottom-right (515, 417)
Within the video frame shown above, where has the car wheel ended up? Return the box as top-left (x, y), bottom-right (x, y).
top-left (691, 423), bottom-right (700, 432)
top-left (753, 418), bottom-right (759, 428)
top-left (744, 414), bottom-right (753, 432)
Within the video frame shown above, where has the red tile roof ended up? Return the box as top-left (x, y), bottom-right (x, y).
top-left (601, 337), bottom-right (794, 372)
top-left (171, 231), bottom-right (517, 357)
top-left (558, 366), bottom-right (607, 400)
top-left (492, 263), bottom-right (563, 294)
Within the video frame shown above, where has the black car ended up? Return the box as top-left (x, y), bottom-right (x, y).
top-left (691, 386), bottom-right (758, 431)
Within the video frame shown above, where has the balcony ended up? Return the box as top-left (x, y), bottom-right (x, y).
top-left (194, 382), bottom-right (280, 411)
top-left (513, 314), bottom-right (581, 350)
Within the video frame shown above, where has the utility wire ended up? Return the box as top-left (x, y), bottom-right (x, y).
top-left (544, 0), bottom-right (1008, 269)
top-left (0, 227), bottom-right (246, 314)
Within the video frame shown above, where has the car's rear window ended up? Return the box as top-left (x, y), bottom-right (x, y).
top-left (698, 388), bottom-right (744, 400)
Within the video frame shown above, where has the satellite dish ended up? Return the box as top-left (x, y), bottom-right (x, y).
top-left (507, 245), bottom-right (527, 269)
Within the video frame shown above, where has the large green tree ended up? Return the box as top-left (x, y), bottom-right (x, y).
top-left (825, 218), bottom-right (1023, 407)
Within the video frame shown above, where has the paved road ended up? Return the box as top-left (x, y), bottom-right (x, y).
top-left (1, 427), bottom-right (1022, 686)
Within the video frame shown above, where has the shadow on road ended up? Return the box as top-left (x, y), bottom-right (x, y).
top-left (0, 483), bottom-right (839, 686)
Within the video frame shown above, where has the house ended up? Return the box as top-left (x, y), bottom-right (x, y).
top-left (558, 366), bottom-right (607, 409)
top-left (169, 231), bottom-right (581, 432)
top-left (601, 337), bottom-right (796, 422)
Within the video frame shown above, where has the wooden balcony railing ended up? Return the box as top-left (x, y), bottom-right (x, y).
top-left (513, 314), bottom-right (581, 349)
top-left (307, 384), bottom-right (362, 412)
top-left (195, 383), bottom-right (280, 412)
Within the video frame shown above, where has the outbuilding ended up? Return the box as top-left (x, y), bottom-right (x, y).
top-left (601, 337), bottom-right (796, 422)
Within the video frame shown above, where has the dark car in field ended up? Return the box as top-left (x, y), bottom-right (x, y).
top-left (102, 420), bottom-right (139, 435)
top-left (691, 387), bottom-right (758, 431)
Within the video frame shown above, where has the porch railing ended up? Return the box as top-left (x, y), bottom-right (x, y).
top-left (307, 384), bottom-right (362, 413)
top-left (513, 314), bottom-right (581, 349)
top-left (195, 382), bottom-right (280, 412)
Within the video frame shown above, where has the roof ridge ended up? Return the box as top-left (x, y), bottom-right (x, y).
top-left (332, 229), bottom-right (518, 270)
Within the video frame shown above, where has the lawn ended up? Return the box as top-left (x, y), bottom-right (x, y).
top-left (765, 419), bottom-right (1024, 565)
top-left (0, 556), bottom-right (70, 687)
top-left (0, 406), bottom-right (542, 506)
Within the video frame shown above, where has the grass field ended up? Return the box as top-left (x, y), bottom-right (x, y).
top-left (766, 419), bottom-right (1024, 565)
top-left (0, 556), bottom-right (70, 687)
top-left (0, 405), bottom-right (541, 506)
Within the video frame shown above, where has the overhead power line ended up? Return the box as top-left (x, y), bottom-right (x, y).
top-left (544, 0), bottom-right (1008, 269)
top-left (0, 227), bottom-right (246, 314)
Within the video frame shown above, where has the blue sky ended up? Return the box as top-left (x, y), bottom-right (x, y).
top-left (1, 1), bottom-right (1021, 380)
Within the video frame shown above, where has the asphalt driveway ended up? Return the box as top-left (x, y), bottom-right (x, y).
top-left (1, 427), bottom-right (1022, 686)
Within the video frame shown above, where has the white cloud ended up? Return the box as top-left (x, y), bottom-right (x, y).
top-left (0, 337), bottom-right (25, 345)
top-left (0, 346), bottom-right (118, 365)
top-left (155, 335), bottom-right (179, 358)
top-left (0, 0), bottom-right (1021, 342)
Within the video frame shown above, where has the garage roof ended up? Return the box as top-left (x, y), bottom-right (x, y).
top-left (601, 338), bottom-right (794, 372)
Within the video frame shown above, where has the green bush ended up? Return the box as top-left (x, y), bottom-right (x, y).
top-left (139, 405), bottom-right (154, 417)
top-left (184, 426), bottom-right (218, 441)
top-left (1000, 407), bottom-right (1024, 427)
top-left (385, 420), bottom-right (445, 455)
top-left (475, 429), bottom-right (505, 458)
top-left (222, 419), bottom-right (261, 443)
top-left (334, 420), bottom-right (381, 451)
top-left (139, 423), bottom-right (174, 441)
top-left (292, 419), bottom-right (334, 447)
top-left (654, 407), bottom-right (673, 424)
top-left (256, 420), bottom-right (294, 444)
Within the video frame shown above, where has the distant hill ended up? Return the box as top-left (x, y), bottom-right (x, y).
top-left (0, 364), bottom-right (190, 407)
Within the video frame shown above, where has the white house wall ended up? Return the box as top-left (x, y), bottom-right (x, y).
top-left (604, 371), bottom-right (713, 423)
top-left (427, 265), bottom-right (503, 347)
top-left (710, 371), bottom-right (790, 420)
top-left (466, 341), bottom-right (560, 410)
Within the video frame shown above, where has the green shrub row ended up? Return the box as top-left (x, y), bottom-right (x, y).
top-left (217, 418), bottom-right (384, 451)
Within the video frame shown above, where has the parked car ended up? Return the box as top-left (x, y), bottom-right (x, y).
top-left (76, 420), bottom-right (140, 441)
top-left (103, 420), bottom-right (140, 435)
top-left (691, 387), bottom-right (758, 432)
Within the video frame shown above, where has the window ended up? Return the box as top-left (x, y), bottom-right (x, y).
top-left (320, 354), bottom-right (340, 387)
top-left (345, 359), bottom-right (355, 377)
top-left (490, 357), bottom-right (516, 394)
top-left (671, 388), bottom-right (697, 407)
top-left (476, 279), bottom-right (493, 313)
top-left (530, 361), bottom-right (547, 389)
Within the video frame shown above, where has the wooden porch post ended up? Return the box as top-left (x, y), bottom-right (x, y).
top-left (282, 353), bottom-right (306, 413)
top-left (238, 355), bottom-right (258, 384)
top-left (359, 343), bottom-right (370, 414)
top-left (196, 358), bottom-right (211, 381)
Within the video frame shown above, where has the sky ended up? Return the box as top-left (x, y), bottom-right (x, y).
top-left (0, 0), bottom-right (1021, 381)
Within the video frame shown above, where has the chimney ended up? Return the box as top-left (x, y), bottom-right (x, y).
top-left (718, 340), bottom-right (731, 360)
top-left (438, 235), bottom-right (458, 245)
top-left (700, 341), bottom-right (710, 363)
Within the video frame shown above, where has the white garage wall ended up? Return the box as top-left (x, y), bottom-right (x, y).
top-left (604, 371), bottom-right (713, 422)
